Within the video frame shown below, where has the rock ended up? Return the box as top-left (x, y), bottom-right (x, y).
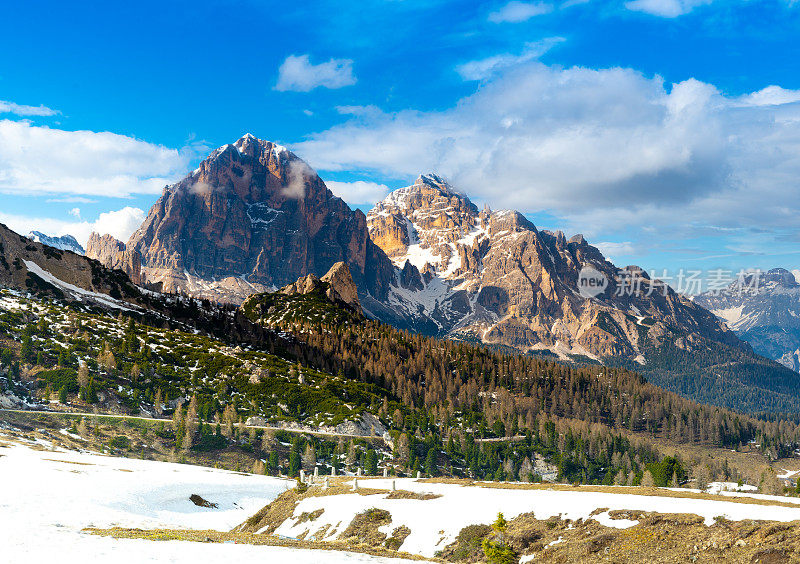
top-left (366, 175), bottom-right (744, 365)
top-left (189, 494), bottom-right (218, 508)
top-left (127, 134), bottom-right (394, 304)
top-left (85, 233), bottom-right (142, 285)
top-left (320, 262), bottom-right (360, 310)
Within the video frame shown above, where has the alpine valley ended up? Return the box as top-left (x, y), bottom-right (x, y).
top-left (5, 138), bottom-right (800, 561)
top-left (68, 134), bottom-right (799, 413)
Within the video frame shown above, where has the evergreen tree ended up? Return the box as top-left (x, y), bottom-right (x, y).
top-left (59, 385), bottom-right (68, 404)
top-left (425, 448), bottom-right (437, 477)
top-left (365, 449), bottom-right (378, 475)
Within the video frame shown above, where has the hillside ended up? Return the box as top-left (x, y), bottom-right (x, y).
top-left (78, 136), bottom-right (800, 414)
top-left (2, 226), bottom-right (799, 493)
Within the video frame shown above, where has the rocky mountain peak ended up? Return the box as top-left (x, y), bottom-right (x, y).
top-left (367, 173), bottom-right (483, 273)
top-left (125, 135), bottom-right (393, 304)
top-left (85, 233), bottom-right (142, 285)
top-left (27, 231), bottom-right (85, 255)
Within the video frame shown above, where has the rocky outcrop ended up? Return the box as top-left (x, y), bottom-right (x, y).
top-left (279, 261), bottom-right (361, 311)
top-left (127, 134), bottom-right (394, 304)
top-left (320, 262), bottom-right (360, 310)
top-left (367, 175), bottom-right (743, 364)
top-left (85, 233), bottom-right (143, 285)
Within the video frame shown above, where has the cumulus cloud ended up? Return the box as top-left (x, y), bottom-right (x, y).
top-left (294, 60), bottom-right (800, 244)
top-left (0, 206), bottom-right (146, 248)
top-left (456, 38), bottom-right (565, 81)
top-left (735, 85), bottom-right (800, 107)
top-left (0, 119), bottom-right (199, 197)
top-left (275, 54), bottom-right (356, 92)
top-left (0, 100), bottom-right (59, 117)
top-left (624, 0), bottom-right (713, 17)
top-left (325, 180), bottom-right (390, 206)
top-left (489, 1), bottom-right (553, 23)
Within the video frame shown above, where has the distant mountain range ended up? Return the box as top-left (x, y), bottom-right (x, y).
top-left (695, 268), bottom-right (800, 372)
top-left (27, 231), bottom-right (84, 255)
top-left (20, 134), bottom-right (800, 412)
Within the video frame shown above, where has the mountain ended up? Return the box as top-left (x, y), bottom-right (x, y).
top-left (694, 268), bottom-right (800, 372)
top-left (27, 231), bottom-right (84, 255)
top-left (0, 223), bottom-right (139, 306)
top-left (126, 134), bottom-right (393, 305)
top-left (82, 136), bottom-right (800, 411)
top-left (368, 174), bottom-right (740, 362)
top-left (85, 233), bottom-right (143, 286)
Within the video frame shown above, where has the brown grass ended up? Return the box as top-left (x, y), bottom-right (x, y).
top-left (84, 527), bottom-right (436, 561)
top-left (421, 478), bottom-right (800, 509)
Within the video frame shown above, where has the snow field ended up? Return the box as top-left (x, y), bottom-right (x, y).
top-left (0, 439), bottom-right (420, 563)
top-left (274, 477), bottom-right (800, 558)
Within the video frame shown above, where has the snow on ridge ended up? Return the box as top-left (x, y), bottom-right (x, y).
top-left (274, 478), bottom-right (800, 558)
top-left (23, 260), bottom-right (133, 311)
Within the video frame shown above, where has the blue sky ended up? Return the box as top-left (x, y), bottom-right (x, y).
top-left (2, 0), bottom-right (800, 290)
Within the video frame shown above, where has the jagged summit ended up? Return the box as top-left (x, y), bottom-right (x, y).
top-left (126, 134), bottom-right (393, 304)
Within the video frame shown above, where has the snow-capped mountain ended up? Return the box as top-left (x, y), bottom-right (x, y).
top-left (694, 268), bottom-right (800, 372)
top-left (367, 174), bottom-right (741, 363)
top-left (27, 231), bottom-right (84, 255)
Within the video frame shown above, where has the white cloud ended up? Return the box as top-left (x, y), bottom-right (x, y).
top-left (294, 60), bottom-right (800, 242)
top-left (595, 241), bottom-right (637, 258)
top-left (456, 38), bottom-right (565, 81)
top-left (489, 1), bottom-right (553, 23)
top-left (0, 119), bottom-right (198, 197)
top-left (624, 0), bottom-right (712, 17)
top-left (0, 206), bottom-right (146, 248)
top-left (275, 54), bottom-right (356, 92)
top-left (325, 180), bottom-right (390, 206)
top-left (68, 208), bottom-right (81, 219)
top-left (735, 85), bottom-right (800, 107)
top-left (0, 100), bottom-right (59, 117)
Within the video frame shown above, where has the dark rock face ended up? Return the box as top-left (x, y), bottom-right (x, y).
top-left (127, 134), bottom-right (393, 303)
top-left (85, 233), bottom-right (142, 285)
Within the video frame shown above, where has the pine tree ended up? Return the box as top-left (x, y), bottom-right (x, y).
top-left (425, 448), bottom-right (437, 477)
top-left (365, 449), bottom-right (378, 475)
top-left (154, 388), bottom-right (163, 416)
top-left (59, 385), bottom-right (68, 404)
top-left (302, 442), bottom-right (316, 472)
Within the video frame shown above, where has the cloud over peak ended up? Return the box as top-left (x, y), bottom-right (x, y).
top-left (275, 54), bottom-right (357, 92)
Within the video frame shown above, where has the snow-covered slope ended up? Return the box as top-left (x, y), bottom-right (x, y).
top-left (28, 230), bottom-right (85, 255)
top-left (0, 435), bottom-right (418, 563)
top-left (271, 477), bottom-right (800, 559)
